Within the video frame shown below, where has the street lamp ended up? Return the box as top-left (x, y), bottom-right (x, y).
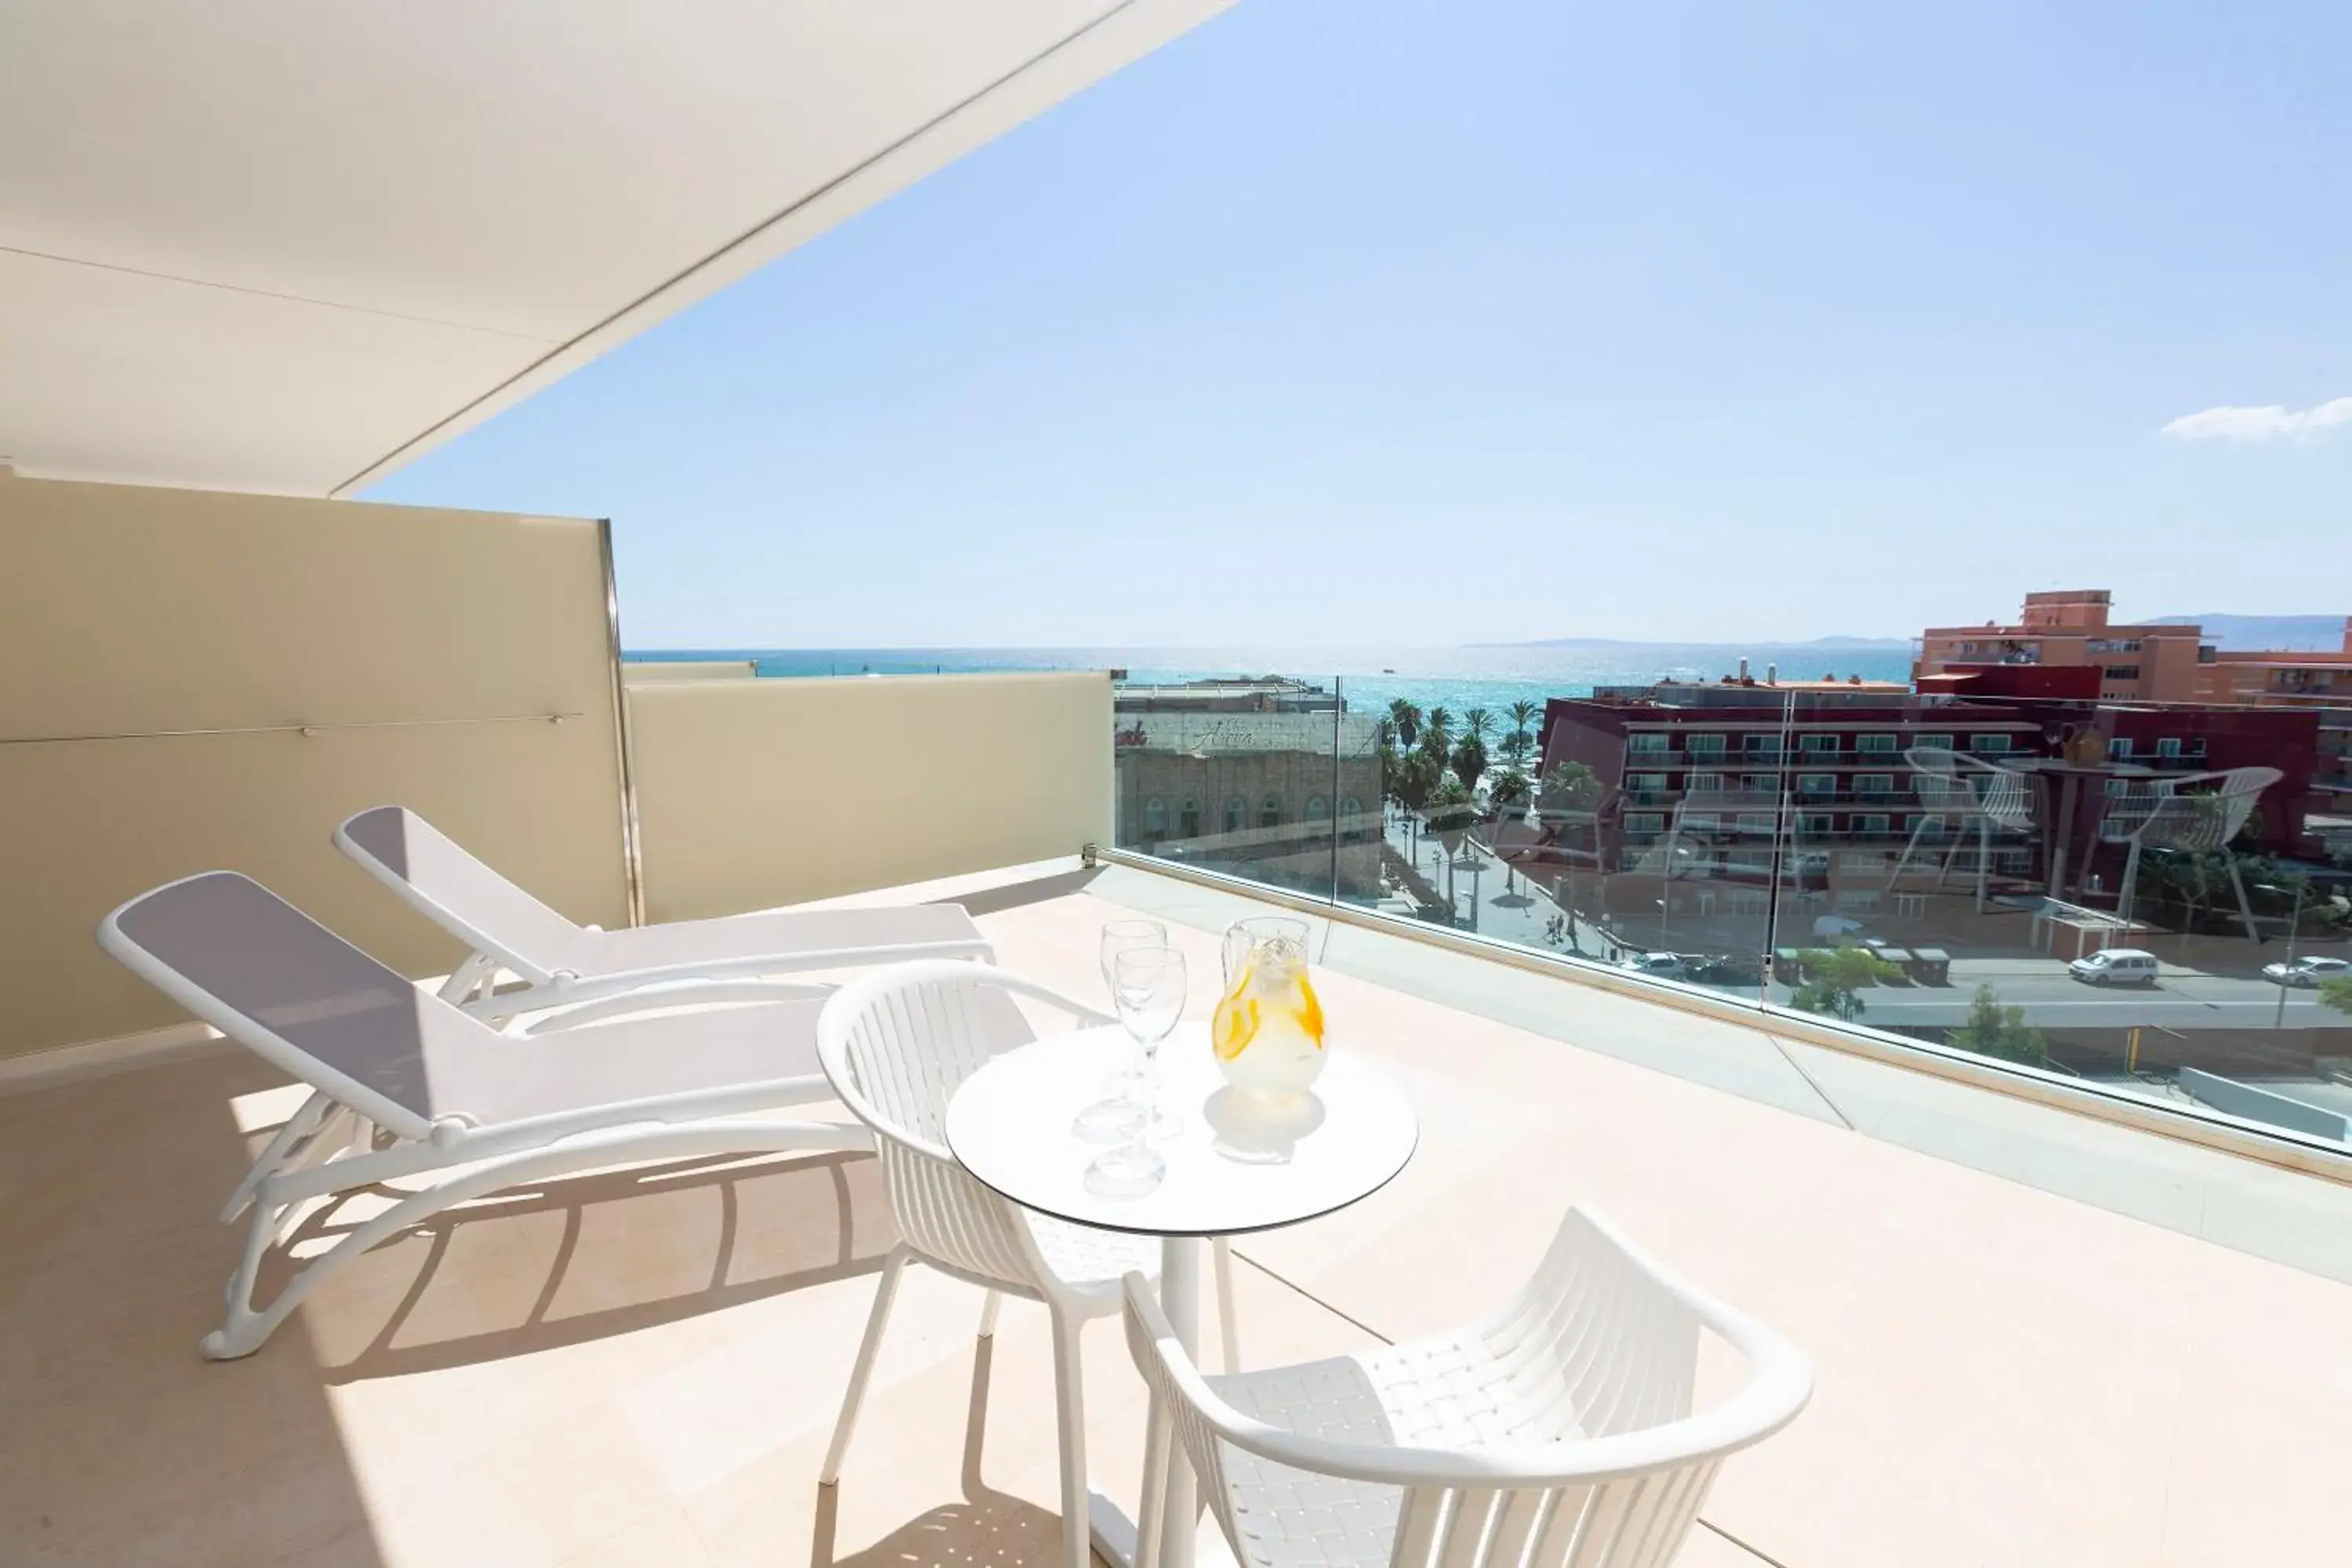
top-left (2262, 880), bottom-right (2307, 1030)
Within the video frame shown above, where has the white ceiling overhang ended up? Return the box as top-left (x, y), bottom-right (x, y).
top-left (0, 2), bottom-right (1234, 497)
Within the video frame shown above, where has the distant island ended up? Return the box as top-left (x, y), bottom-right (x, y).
top-left (1486, 633), bottom-right (1911, 651)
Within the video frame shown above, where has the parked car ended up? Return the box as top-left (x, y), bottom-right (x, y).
top-left (1689, 953), bottom-right (1766, 988)
top-left (2068, 948), bottom-right (2160, 986)
top-left (1619, 952), bottom-right (1692, 982)
top-left (2262, 955), bottom-right (2350, 988)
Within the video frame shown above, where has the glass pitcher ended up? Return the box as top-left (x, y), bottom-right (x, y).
top-left (1211, 916), bottom-right (1327, 1097)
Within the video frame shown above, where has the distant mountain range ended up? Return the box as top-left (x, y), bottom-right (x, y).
top-left (2151, 614), bottom-right (2347, 652)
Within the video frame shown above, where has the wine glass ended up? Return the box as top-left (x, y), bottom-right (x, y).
top-left (1087, 946), bottom-right (1186, 1197)
top-left (1098, 919), bottom-right (1167, 1094)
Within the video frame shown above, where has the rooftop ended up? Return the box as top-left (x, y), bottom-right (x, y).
top-left (9, 856), bottom-right (2350, 1568)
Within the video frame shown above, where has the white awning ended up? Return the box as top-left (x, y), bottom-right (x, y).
top-left (0, 1), bottom-right (1233, 497)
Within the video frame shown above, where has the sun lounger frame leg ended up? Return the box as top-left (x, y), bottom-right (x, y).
top-left (204, 1119), bottom-right (873, 1361)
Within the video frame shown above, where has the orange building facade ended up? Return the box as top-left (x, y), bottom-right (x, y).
top-left (1914, 590), bottom-right (2209, 702)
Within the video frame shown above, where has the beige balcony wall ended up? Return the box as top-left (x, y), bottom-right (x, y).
top-left (0, 473), bottom-right (630, 1058)
top-left (628, 672), bottom-right (1110, 921)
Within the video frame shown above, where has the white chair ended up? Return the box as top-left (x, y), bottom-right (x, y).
top-left (1650, 781), bottom-right (1775, 884)
top-left (336, 805), bottom-right (994, 1025)
top-left (2103, 766), bottom-right (2281, 939)
top-left (1123, 1207), bottom-right (1811, 1568)
top-left (815, 960), bottom-right (1237, 1568)
top-left (98, 871), bottom-right (869, 1359)
top-left (1886, 747), bottom-right (2035, 909)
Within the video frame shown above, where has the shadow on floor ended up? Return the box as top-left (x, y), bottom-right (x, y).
top-left (0, 1053), bottom-right (391, 1566)
top-left (309, 1146), bottom-right (891, 1381)
top-left (0, 1047), bottom-right (907, 1564)
top-left (937, 866), bottom-right (1105, 920)
top-left (816, 1328), bottom-right (1071, 1568)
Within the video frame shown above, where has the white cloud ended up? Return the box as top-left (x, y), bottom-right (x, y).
top-left (2161, 394), bottom-right (2352, 442)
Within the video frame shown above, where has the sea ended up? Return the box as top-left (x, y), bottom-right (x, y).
top-left (625, 642), bottom-right (1917, 720)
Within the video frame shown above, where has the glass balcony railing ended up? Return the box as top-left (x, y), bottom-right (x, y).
top-left (1110, 675), bottom-right (2352, 1156)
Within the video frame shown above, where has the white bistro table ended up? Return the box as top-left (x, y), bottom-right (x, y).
top-left (945, 1022), bottom-right (1417, 1568)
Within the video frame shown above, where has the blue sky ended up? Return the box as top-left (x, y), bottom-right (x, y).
top-left (364, 1), bottom-right (2352, 648)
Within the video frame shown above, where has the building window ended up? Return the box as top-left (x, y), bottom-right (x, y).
top-left (1178, 797), bottom-right (1200, 838)
top-left (1857, 734), bottom-right (1898, 753)
top-left (1688, 771), bottom-right (1727, 794)
top-left (1799, 812), bottom-right (1835, 835)
top-left (2156, 737), bottom-right (2183, 759)
top-left (1260, 795), bottom-right (1282, 829)
top-left (2107, 738), bottom-right (2132, 760)
top-left (2103, 665), bottom-right (2141, 681)
top-left (1340, 796), bottom-right (1363, 828)
top-left (1224, 796), bottom-right (1245, 833)
top-left (1628, 732), bottom-right (1669, 753)
top-left (1143, 797), bottom-right (1167, 840)
top-left (1628, 772), bottom-right (1669, 793)
top-left (1306, 795), bottom-right (1330, 822)
top-left (1798, 773), bottom-right (1835, 797)
top-left (1737, 812), bottom-right (1775, 835)
top-left (1916, 732), bottom-right (1955, 752)
top-left (1729, 849), bottom-right (1772, 874)
top-left (1857, 813), bottom-right (1891, 834)
top-left (1682, 811), bottom-right (1721, 833)
top-left (1744, 735), bottom-right (1782, 757)
top-left (1625, 812), bottom-right (1666, 833)
top-left (1686, 734), bottom-right (1726, 757)
top-left (1855, 774), bottom-right (1893, 796)
top-left (1800, 733), bottom-right (1839, 753)
top-left (1969, 734), bottom-right (2009, 754)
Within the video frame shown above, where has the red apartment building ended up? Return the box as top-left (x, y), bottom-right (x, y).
top-left (1533, 684), bottom-right (2320, 902)
top-left (1918, 594), bottom-right (2352, 821)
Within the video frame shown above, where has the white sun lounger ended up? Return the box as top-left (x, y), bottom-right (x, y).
top-left (335, 805), bottom-right (994, 1026)
top-left (100, 870), bottom-right (896, 1360)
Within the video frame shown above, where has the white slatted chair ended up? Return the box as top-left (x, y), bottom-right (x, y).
top-left (336, 805), bottom-right (993, 1027)
top-left (99, 871), bottom-right (869, 1359)
top-left (1886, 747), bottom-right (2036, 909)
top-left (815, 960), bottom-right (1237, 1568)
top-left (1123, 1207), bottom-right (1811, 1568)
top-left (2103, 766), bottom-right (2281, 939)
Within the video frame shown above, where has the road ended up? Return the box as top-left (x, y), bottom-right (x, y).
top-left (1378, 812), bottom-right (2347, 1034)
top-left (1772, 963), bottom-right (2347, 1032)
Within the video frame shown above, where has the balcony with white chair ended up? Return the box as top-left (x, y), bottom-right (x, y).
top-left (7, 851), bottom-right (2352, 1568)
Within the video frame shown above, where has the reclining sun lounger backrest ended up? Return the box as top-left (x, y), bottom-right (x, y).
top-left (99, 871), bottom-right (482, 1141)
top-left (336, 805), bottom-right (593, 983)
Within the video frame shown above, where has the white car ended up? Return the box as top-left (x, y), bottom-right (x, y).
top-left (1620, 952), bottom-right (1690, 981)
top-left (2069, 948), bottom-right (2160, 986)
top-left (2263, 955), bottom-right (2350, 988)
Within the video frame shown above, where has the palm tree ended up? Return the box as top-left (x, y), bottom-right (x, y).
top-left (1386, 698), bottom-right (1423, 752)
top-left (1450, 731), bottom-right (1489, 796)
top-left (1504, 699), bottom-right (1540, 765)
top-left (1423, 706), bottom-right (1454, 757)
top-left (1463, 707), bottom-right (1497, 747)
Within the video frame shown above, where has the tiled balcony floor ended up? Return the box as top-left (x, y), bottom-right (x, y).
top-left (4, 862), bottom-right (2348, 1567)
